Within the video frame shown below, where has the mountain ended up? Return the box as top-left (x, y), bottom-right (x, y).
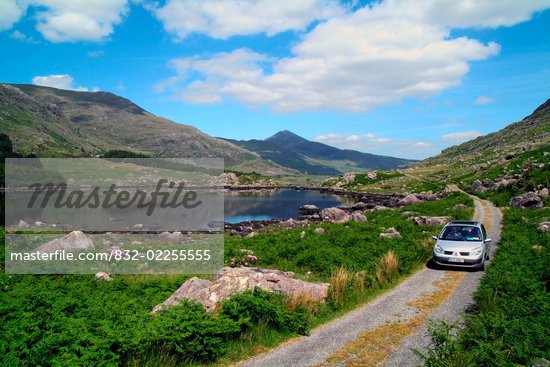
top-left (0, 83), bottom-right (292, 174)
top-left (422, 97), bottom-right (550, 167)
top-left (225, 130), bottom-right (416, 175)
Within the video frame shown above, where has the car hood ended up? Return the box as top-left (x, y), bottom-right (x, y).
top-left (436, 239), bottom-right (482, 251)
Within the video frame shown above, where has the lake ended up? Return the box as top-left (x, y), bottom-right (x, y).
top-left (224, 189), bottom-right (354, 223)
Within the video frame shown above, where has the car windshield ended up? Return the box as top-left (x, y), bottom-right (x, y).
top-left (440, 225), bottom-right (482, 241)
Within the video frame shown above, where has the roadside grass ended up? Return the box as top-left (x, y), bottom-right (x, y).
top-left (0, 193), bottom-right (473, 366)
top-left (419, 207), bottom-right (550, 367)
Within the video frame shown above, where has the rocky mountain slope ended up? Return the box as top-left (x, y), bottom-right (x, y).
top-left (225, 130), bottom-right (416, 175)
top-left (0, 83), bottom-right (291, 174)
top-left (422, 97), bottom-right (550, 166)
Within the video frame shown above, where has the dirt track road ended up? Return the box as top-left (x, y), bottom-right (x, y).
top-left (241, 189), bottom-right (502, 367)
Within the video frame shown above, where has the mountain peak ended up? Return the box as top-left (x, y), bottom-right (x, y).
top-left (266, 130), bottom-right (308, 145)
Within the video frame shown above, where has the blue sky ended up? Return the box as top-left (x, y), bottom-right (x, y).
top-left (1, 0), bottom-right (549, 159)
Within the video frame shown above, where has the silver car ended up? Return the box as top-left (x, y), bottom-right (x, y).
top-left (432, 221), bottom-right (491, 269)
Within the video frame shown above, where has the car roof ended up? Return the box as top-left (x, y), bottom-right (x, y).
top-left (445, 221), bottom-right (482, 227)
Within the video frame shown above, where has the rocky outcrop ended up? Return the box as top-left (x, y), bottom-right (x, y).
top-left (33, 231), bottom-right (94, 253)
top-left (222, 172), bottom-right (239, 185)
top-left (397, 194), bottom-right (421, 206)
top-left (151, 267), bottom-right (329, 313)
top-left (510, 192), bottom-right (544, 209)
top-left (413, 216), bottom-right (450, 226)
top-left (321, 207), bottom-right (352, 224)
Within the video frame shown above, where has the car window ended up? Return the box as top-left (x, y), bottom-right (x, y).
top-left (481, 224), bottom-right (488, 239)
top-left (440, 226), bottom-right (482, 241)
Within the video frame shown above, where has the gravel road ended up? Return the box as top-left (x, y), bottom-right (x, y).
top-left (240, 193), bottom-right (502, 367)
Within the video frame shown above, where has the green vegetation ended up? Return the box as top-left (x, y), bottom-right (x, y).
top-left (100, 149), bottom-right (152, 158)
top-left (0, 193), bottom-right (473, 366)
top-left (419, 207), bottom-right (550, 367)
top-left (227, 170), bottom-right (273, 185)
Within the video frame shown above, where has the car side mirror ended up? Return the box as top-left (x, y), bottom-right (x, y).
top-left (432, 235), bottom-right (438, 240)
top-left (484, 238), bottom-right (492, 243)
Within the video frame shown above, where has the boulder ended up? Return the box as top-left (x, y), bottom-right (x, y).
top-left (223, 172), bottom-right (239, 185)
top-left (159, 231), bottom-right (186, 243)
top-left (538, 221), bottom-right (550, 233)
top-left (300, 231), bottom-right (306, 239)
top-left (352, 211), bottom-right (367, 223)
top-left (366, 171), bottom-right (378, 180)
top-left (539, 188), bottom-right (549, 197)
top-left (379, 227), bottom-right (401, 238)
top-left (95, 272), bottom-right (112, 282)
top-left (151, 267), bottom-right (329, 313)
top-left (298, 204), bottom-right (320, 215)
top-left (397, 194), bottom-right (421, 206)
top-left (17, 220), bottom-right (30, 229)
top-left (413, 216), bottom-right (450, 226)
top-left (314, 228), bottom-right (325, 234)
top-left (321, 207), bottom-right (351, 224)
top-left (34, 231), bottom-right (94, 253)
top-left (468, 180), bottom-right (488, 193)
top-left (509, 192), bottom-right (544, 209)
top-left (342, 173), bottom-right (356, 184)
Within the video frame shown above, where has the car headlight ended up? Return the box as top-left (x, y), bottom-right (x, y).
top-left (471, 247), bottom-right (482, 256)
top-left (434, 245), bottom-right (444, 254)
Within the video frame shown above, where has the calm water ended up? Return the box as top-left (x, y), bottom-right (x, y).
top-left (224, 189), bottom-right (353, 223)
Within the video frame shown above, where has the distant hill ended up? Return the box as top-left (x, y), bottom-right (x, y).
top-left (225, 130), bottom-right (416, 175)
top-left (422, 97), bottom-right (550, 166)
top-left (0, 84), bottom-right (291, 174)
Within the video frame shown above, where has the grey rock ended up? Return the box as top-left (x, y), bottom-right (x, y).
top-left (299, 204), bottom-right (320, 215)
top-left (380, 227), bottom-right (402, 238)
top-left (352, 211), bottom-right (367, 223)
top-left (397, 194), bottom-right (421, 206)
top-left (152, 267), bottom-right (329, 313)
top-left (537, 221), bottom-right (550, 233)
top-left (34, 231), bottom-right (94, 253)
top-left (321, 207), bottom-right (351, 224)
top-left (413, 216), bottom-right (450, 226)
top-left (510, 192), bottom-right (544, 209)
top-left (95, 272), bottom-right (112, 282)
top-left (314, 228), bottom-right (325, 234)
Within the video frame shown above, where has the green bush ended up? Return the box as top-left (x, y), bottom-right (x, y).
top-left (221, 288), bottom-right (311, 335)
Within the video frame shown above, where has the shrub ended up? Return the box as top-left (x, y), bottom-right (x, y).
top-left (328, 267), bottom-right (352, 306)
top-left (220, 288), bottom-right (311, 335)
top-left (375, 251), bottom-right (399, 285)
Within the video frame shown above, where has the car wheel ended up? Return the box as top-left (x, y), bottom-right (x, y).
top-left (478, 259), bottom-right (486, 272)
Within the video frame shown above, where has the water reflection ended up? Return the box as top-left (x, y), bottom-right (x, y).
top-left (224, 189), bottom-right (352, 223)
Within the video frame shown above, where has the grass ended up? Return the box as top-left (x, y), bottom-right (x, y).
top-left (0, 192), bottom-right (474, 366)
top-left (419, 207), bottom-right (550, 367)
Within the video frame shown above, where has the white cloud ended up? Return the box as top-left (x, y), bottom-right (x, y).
top-left (312, 133), bottom-right (439, 159)
top-left (0, 0), bottom-right (27, 31)
top-left (155, 1), bottom-right (550, 113)
top-left (474, 95), bottom-right (495, 105)
top-left (32, 74), bottom-right (96, 91)
top-left (9, 30), bottom-right (38, 44)
top-left (33, 0), bottom-right (129, 42)
top-left (153, 0), bottom-right (343, 40)
top-left (376, 0), bottom-right (550, 29)
top-left (440, 130), bottom-right (482, 143)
